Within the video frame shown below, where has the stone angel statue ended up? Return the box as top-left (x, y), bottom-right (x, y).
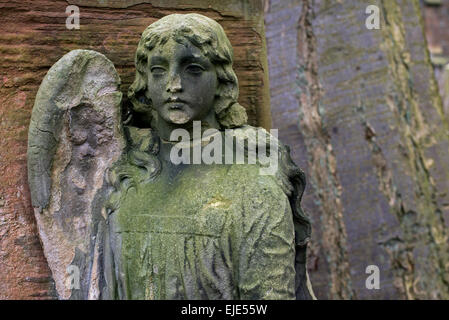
top-left (27, 13), bottom-right (315, 300)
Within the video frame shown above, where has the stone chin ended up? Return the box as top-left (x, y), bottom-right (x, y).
top-left (167, 109), bottom-right (191, 124)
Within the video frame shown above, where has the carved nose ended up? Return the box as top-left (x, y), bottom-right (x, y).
top-left (167, 74), bottom-right (182, 93)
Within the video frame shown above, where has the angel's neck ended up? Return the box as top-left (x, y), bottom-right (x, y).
top-left (154, 113), bottom-right (220, 164)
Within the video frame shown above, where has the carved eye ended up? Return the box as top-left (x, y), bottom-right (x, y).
top-left (150, 66), bottom-right (166, 76)
top-left (185, 64), bottom-right (204, 74)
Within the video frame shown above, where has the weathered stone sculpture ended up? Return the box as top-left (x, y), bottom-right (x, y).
top-left (27, 13), bottom-right (314, 300)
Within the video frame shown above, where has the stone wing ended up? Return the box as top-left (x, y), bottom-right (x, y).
top-left (27, 50), bottom-right (125, 299)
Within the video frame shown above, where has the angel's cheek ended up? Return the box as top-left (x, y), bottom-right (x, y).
top-left (146, 81), bottom-right (165, 111)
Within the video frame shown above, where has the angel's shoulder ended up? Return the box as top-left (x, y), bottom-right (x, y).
top-left (222, 163), bottom-right (289, 209)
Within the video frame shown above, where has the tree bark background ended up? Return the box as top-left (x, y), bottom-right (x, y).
top-left (0, 0), bottom-right (270, 299)
top-left (265, 0), bottom-right (449, 299)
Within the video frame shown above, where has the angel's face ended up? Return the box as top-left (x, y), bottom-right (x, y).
top-left (146, 38), bottom-right (218, 125)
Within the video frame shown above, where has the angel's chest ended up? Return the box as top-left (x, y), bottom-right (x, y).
top-left (112, 164), bottom-right (234, 238)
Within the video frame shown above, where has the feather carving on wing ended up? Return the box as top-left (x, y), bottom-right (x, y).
top-left (27, 50), bottom-right (125, 299)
